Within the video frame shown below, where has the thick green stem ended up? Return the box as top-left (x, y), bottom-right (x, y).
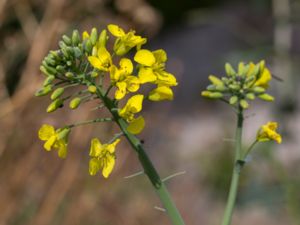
top-left (95, 88), bottom-right (185, 225)
top-left (221, 108), bottom-right (244, 225)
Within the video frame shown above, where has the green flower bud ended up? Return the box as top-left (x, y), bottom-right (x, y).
top-left (47, 99), bottom-right (63, 113)
top-left (246, 93), bottom-right (255, 100)
top-left (72, 30), bottom-right (80, 46)
top-left (208, 75), bottom-right (224, 87)
top-left (45, 57), bottom-right (56, 66)
top-left (225, 63), bottom-right (236, 76)
top-left (65, 72), bottom-right (74, 78)
top-left (43, 75), bottom-right (55, 86)
top-left (229, 84), bottom-right (240, 90)
top-left (35, 85), bottom-right (52, 97)
top-left (258, 93), bottom-right (274, 101)
top-left (40, 65), bottom-right (53, 77)
top-left (90, 28), bottom-right (98, 45)
top-left (215, 85), bottom-right (226, 91)
top-left (42, 62), bottom-right (57, 75)
top-left (73, 47), bottom-right (82, 58)
top-left (238, 62), bottom-right (245, 75)
top-left (66, 47), bottom-right (74, 57)
top-left (252, 86), bottom-right (265, 94)
top-left (88, 85), bottom-right (97, 93)
top-left (229, 96), bottom-right (238, 105)
top-left (56, 65), bottom-right (65, 73)
top-left (85, 39), bottom-right (93, 53)
top-left (210, 92), bottom-right (223, 99)
top-left (69, 97), bottom-right (81, 109)
top-left (91, 71), bottom-right (99, 78)
top-left (51, 87), bottom-right (65, 100)
top-left (240, 99), bottom-right (249, 109)
top-left (62, 35), bottom-right (72, 46)
top-left (99, 29), bottom-right (108, 48)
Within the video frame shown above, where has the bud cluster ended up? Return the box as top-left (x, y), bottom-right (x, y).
top-left (202, 61), bottom-right (274, 109)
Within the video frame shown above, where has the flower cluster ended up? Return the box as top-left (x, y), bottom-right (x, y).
top-left (36, 24), bottom-right (177, 178)
top-left (201, 61), bottom-right (274, 109)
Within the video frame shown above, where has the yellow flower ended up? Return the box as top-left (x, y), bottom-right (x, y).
top-left (119, 95), bottom-right (145, 134)
top-left (107, 24), bottom-right (147, 55)
top-left (257, 122), bottom-right (282, 144)
top-left (134, 49), bottom-right (177, 86)
top-left (110, 58), bottom-right (140, 100)
top-left (38, 124), bottom-right (70, 158)
top-left (89, 138), bottom-right (120, 178)
top-left (254, 67), bottom-right (272, 88)
top-left (88, 46), bottom-right (112, 71)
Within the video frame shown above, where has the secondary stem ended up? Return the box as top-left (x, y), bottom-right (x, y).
top-left (221, 107), bottom-right (244, 225)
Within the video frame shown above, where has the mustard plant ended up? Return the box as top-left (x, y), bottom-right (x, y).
top-left (36, 25), bottom-right (184, 225)
top-left (202, 61), bottom-right (282, 225)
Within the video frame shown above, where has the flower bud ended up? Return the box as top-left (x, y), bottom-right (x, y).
top-left (246, 93), bottom-right (255, 100)
top-left (229, 96), bottom-right (238, 105)
top-left (47, 99), bottom-right (63, 113)
top-left (85, 39), bottom-right (93, 53)
top-left (258, 93), bottom-right (274, 101)
top-left (90, 28), bottom-right (98, 45)
top-left (91, 71), bottom-right (99, 78)
top-left (252, 86), bottom-right (265, 94)
top-left (35, 85), bottom-right (52, 97)
top-left (65, 72), bottom-right (74, 78)
top-left (225, 63), bottom-right (236, 76)
top-left (69, 97), bottom-right (81, 109)
top-left (43, 75), bottom-right (55, 86)
top-left (99, 29), bottom-right (108, 47)
top-left (51, 87), bottom-right (65, 100)
top-left (73, 47), bottom-right (82, 58)
top-left (40, 65), bottom-right (53, 77)
top-left (57, 128), bottom-right (70, 140)
top-left (72, 30), bottom-right (80, 46)
top-left (240, 99), bottom-right (249, 109)
top-left (62, 35), bottom-right (72, 46)
top-left (88, 85), bottom-right (97, 93)
top-left (56, 65), bottom-right (65, 73)
top-left (208, 75), bottom-right (224, 87)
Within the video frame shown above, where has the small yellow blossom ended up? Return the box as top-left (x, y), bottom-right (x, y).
top-left (89, 138), bottom-right (120, 178)
top-left (107, 24), bottom-right (146, 55)
top-left (119, 95), bottom-right (145, 134)
top-left (88, 46), bottom-right (112, 71)
top-left (110, 58), bottom-right (140, 100)
top-left (257, 122), bottom-right (282, 144)
top-left (149, 86), bottom-right (174, 101)
top-left (38, 124), bottom-right (70, 158)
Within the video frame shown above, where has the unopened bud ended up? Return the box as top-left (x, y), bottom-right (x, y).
top-left (229, 96), bottom-right (238, 105)
top-left (90, 28), bottom-right (98, 45)
top-left (69, 97), bottom-right (81, 109)
top-left (47, 99), bottom-right (63, 113)
top-left (99, 29), bottom-right (108, 47)
top-left (88, 85), bottom-right (97, 93)
top-left (51, 87), bottom-right (65, 100)
top-left (240, 99), bottom-right (249, 109)
top-left (72, 30), bottom-right (80, 46)
top-left (35, 85), bottom-right (52, 97)
top-left (225, 63), bottom-right (236, 76)
top-left (258, 93), bottom-right (274, 101)
top-left (43, 75), bottom-right (55, 86)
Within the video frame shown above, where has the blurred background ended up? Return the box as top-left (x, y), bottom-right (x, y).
top-left (1, 0), bottom-right (300, 224)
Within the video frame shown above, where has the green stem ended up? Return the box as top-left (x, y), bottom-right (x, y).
top-left (242, 140), bottom-right (258, 160)
top-left (221, 108), bottom-right (244, 225)
top-left (96, 88), bottom-right (185, 225)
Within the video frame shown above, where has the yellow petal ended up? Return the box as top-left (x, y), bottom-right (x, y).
top-left (88, 56), bottom-right (103, 70)
top-left (119, 58), bottom-right (133, 74)
top-left (126, 76), bottom-right (140, 92)
top-left (127, 94), bottom-right (144, 113)
top-left (134, 49), bottom-right (155, 66)
top-left (110, 65), bottom-right (121, 82)
top-left (156, 71), bottom-right (177, 86)
top-left (89, 158), bottom-right (101, 176)
top-left (127, 116), bottom-right (145, 134)
top-left (254, 68), bottom-right (272, 88)
top-left (107, 24), bottom-right (125, 37)
top-left (102, 154), bottom-right (115, 178)
top-left (152, 49), bottom-right (167, 63)
top-left (38, 124), bottom-right (56, 141)
top-left (138, 67), bottom-right (157, 84)
top-left (148, 86), bottom-right (174, 101)
top-left (89, 138), bottom-right (103, 157)
top-left (115, 82), bottom-right (127, 100)
top-left (57, 140), bottom-right (68, 159)
top-left (106, 139), bottom-right (121, 154)
top-left (44, 135), bottom-right (57, 151)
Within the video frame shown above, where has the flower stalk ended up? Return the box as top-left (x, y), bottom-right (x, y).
top-left (221, 107), bottom-right (244, 225)
top-left (95, 86), bottom-right (185, 225)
